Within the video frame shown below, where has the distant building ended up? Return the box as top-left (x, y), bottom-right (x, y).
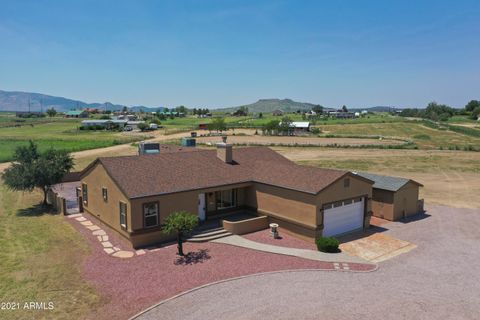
top-left (81, 119), bottom-right (145, 130)
top-left (65, 110), bottom-right (89, 118)
top-left (272, 109), bottom-right (284, 116)
top-left (290, 121), bottom-right (310, 133)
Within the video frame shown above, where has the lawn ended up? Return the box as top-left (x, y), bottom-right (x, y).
top-left (0, 183), bottom-right (101, 320)
top-left (0, 117), bottom-right (150, 162)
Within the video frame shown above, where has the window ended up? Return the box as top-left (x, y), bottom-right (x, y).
top-left (353, 197), bottom-right (362, 203)
top-left (333, 201), bottom-right (343, 208)
top-left (323, 203), bottom-right (333, 210)
top-left (82, 183), bottom-right (88, 205)
top-left (343, 199), bottom-right (353, 205)
top-left (102, 187), bottom-right (108, 201)
top-left (216, 189), bottom-right (237, 210)
top-left (119, 202), bottom-right (127, 229)
top-left (143, 202), bottom-right (159, 228)
top-left (344, 178), bottom-right (350, 188)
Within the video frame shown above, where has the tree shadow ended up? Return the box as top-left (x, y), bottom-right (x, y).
top-left (16, 204), bottom-right (58, 217)
top-left (174, 249), bottom-right (211, 265)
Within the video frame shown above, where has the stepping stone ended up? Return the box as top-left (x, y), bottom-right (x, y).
top-left (113, 247), bottom-right (120, 251)
top-left (112, 251), bottom-right (134, 258)
top-left (92, 230), bottom-right (106, 236)
top-left (136, 250), bottom-right (146, 256)
top-left (68, 213), bottom-right (82, 218)
top-left (101, 235), bottom-right (109, 242)
top-left (76, 217), bottom-right (87, 222)
top-left (102, 241), bottom-right (113, 248)
top-left (81, 221), bottom-right (93, 226)
top-left (342, 263), bottom-right (349, 267)
top-left (104, 248), bottom-right (114, 254)
top-left (87, 225), bottom-right (100, 231)
top-left (97, 236), bottom-right (103, 242)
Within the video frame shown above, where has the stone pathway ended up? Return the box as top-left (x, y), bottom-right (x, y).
top-left (212, 235), bottom-right (372, 265)
top-left (67, 213), bottom-right (144, 259)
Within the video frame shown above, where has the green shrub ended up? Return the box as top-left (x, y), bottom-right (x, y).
top-left (316, 237), bottom-right (340, 253)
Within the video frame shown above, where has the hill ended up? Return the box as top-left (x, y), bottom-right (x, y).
top-left (0, 90), bottom-right (130, 112)
top-left (217, 99), bottom-right (320, 113)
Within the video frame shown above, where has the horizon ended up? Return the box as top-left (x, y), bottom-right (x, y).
top-left (1, 1), bottom-right (479, 108)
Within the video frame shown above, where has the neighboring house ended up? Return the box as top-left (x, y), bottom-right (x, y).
top-left (81, 119), bottom-right (145, 129)
top-left (272, 109), bottom-right (284, 116)
top-left (198, 123), bottom-right (209, 130)
top-left (79, 143), bottom-right (375, 247)
top-left (65, 110), bottom-right (89, 118)
top-left (354, 172), bottom-right (423, 221)
top-left (16, 111), bottom-right (44, 118)
top-left (290, 121), bottom-right (310, 133)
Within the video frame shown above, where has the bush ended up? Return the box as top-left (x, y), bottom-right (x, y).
top-left (316, 237), bottom-right (340, 253)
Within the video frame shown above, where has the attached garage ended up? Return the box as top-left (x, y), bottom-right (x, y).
top-left (354, 172), bottom-right (423, 221)
top-left (322, 197), bottom-right (365, 237)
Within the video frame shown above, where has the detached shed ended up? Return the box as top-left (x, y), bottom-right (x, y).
top-left (355, 172), bottom-right (423, 221)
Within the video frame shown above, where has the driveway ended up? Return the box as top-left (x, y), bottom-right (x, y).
top-left (134, 205), bottom-right (480, 320)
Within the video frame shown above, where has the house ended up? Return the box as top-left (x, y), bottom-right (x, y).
top-left (198, 123), bottom-right (209, 130)
top-left (354, 172), bottom-right (423, 221)
top-left (65, 110), bottom-right (89, 118)
top-left (272, 109), bottom-right (284, 116)
top-left (15, 111), bottom-right (44, 118)
top-left (79, 143), bottom-right (375, 248)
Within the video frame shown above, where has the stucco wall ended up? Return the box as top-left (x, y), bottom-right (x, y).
top-left (81, 163), bottom-right (131, 238)
top-left (393, 183), bottom-right (420, 220)
top-left (223, 216), bottom-right (269, 235)
top-left (253, 183), bottom-right (318, 228)
top-left (315, 174), bottom-right (373, 227)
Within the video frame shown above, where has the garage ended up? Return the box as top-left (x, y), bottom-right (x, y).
top-left (322, 197), bottom-right (364, 237)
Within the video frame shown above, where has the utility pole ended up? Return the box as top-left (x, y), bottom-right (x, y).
top-left (28, 98), bottom-right (31, 113)
top-left (40, 99), bottom-right (43, 113)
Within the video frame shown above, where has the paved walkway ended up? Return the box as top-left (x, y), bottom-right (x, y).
top-left (212, 235), bottom-right (370, 264)
top-left (67, 213), bottom-right (145, 258)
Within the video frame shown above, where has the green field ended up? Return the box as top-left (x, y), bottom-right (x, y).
top-left (0, 114), bottom-right (150, 162)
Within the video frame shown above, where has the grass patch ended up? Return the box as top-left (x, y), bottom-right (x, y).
top-left (413, 134), bottom-right (431, 140)
top-left (0, 184), bottom-right (102, 319)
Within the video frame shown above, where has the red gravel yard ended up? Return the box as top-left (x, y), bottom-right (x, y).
top-left (66, 217), bottom-right (374, 320)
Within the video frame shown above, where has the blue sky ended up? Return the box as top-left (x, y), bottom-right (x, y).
top-left (0, 0), bottom-right (479, 108)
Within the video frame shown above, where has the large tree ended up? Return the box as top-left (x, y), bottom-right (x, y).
top-left (46, 107), bottom-right (57, 117)
top-left (465, 100), bottom-right (480, 112)
top-left (2, 141), bottom-right (74, 205)
top-left (279, 116), bottom-right (293, 135)
top-left (162, 211), bottom-right (199, 256)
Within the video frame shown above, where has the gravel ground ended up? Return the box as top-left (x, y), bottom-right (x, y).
top-left (67, 214), bottom-right (374, 320)
top-left (135, 205), bottom-right (480, 320)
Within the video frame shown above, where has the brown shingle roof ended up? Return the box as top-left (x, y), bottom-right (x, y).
top-left (87, 147), bottom-right (353, 198)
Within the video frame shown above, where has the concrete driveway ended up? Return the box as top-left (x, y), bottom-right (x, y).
top-left (134, 205), bottom-right (480, 320)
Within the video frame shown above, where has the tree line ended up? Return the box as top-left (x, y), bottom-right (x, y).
top-left (400, 100), bottom-right (480, 121)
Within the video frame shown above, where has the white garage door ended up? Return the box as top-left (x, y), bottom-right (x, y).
top-left (323, 197), bottom-right (364, 237)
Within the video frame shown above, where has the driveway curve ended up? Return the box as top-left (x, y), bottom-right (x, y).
top-left (134, 205), bottom-right (480, 320)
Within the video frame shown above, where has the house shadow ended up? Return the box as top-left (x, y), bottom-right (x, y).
top-left (397, 211), bottom-right (431, 224)
top-left (174, 249), bottom-right (211, 265)
top-left (16, 204), bottom-right (58, 217)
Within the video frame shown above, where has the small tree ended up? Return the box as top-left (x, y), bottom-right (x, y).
top-left (2, 141), bottom-right (74, 205)
top-left (137, 122), bottom-right (148, 131)
top-left (46, 107), bottom-right (57, 117)
top-left (162, 211), bottom-right (199, 256)
top-left (279, 116), bottom-right (293, 135)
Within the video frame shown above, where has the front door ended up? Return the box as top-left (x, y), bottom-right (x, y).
top-left (198, 193), bottom-right (206, 221)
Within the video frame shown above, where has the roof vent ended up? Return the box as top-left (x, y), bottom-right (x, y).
top-left (138, 142), bottom-right (160, 155)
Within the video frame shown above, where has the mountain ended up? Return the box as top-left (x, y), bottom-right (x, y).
top-left (0, 90), bottom-right (127, 112)
top-left (217, 98), bottom-right (320, 113)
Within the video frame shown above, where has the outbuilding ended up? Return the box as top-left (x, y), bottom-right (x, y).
top-left (355, 172), bottom-right (423, 221)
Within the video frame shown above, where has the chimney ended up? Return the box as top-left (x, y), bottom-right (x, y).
top-left (217, 136), bottom-right (232, 163)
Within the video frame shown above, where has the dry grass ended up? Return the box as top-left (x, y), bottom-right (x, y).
top-left (0, 184), bottom-right (102, 320)
top-left (274, 147), bottom-right (480, 209)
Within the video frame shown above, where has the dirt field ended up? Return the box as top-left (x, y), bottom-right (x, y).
top-left (196, 135), bottom-right (404, 146)
top-left (274, 147), bottom-right (480, 209)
